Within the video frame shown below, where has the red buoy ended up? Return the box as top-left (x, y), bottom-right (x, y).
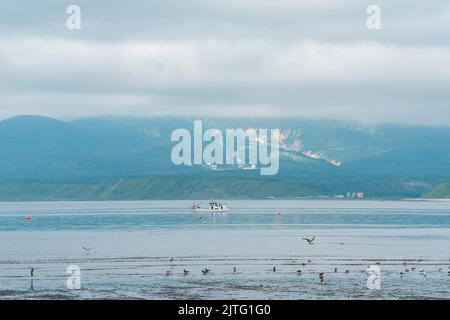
top-left (24, 216), bottom-right (32, 221)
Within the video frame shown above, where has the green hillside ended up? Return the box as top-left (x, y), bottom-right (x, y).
top-left (0, 177), bottom-right (321, 201)
top-left (1, 115), bottom-right (450, 199)
top-left (423, 182), bottom-right (450, 199)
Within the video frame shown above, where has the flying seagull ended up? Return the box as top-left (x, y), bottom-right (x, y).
top-left (82, 246), bottom-right (92, 252)
top-left (302, 236), bottom-right (316, 244)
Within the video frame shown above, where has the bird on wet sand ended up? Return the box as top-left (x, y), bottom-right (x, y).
top-left (170, 257), bottom-right (174, 262)
top-left (233, 267), bottom-right (236, 273)
top-left (334, 268), bottom-right (338, 273)
top-left (296, 270), bottom-right (302, 274)
top-left (166, 270), bottom-right (172, 276)
top-left (273, 267), bottom-right (276, 272)
top-left (202, 268), bottom-right (210, 274)
top-left (183, 269), bottom-right (189, 275)
top-left (30, 267), bottom-right (35, 277)
top-left (319, 272), bottom-right (324, 283)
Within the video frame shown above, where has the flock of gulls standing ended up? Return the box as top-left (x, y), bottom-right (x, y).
top-left (158, 236), bottom-right (450, 283)
top-left (25, 235), bottom-right (450, 284)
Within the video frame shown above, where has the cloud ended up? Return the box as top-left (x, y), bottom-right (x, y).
top-left (0, 1), bottom-right (449, 125)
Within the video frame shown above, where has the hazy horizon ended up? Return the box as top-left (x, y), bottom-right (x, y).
top-left (2, 113), bottom-right (450, 129)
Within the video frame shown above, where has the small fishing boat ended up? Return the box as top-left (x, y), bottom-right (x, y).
top-left (191, 201), bottom-right (229, 213)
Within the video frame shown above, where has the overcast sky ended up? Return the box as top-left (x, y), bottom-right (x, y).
top-left (0, 0), bottom-right (449, 125)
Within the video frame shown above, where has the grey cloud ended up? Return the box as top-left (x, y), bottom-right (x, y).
top-left (0, 0), bottom-right (449, 125)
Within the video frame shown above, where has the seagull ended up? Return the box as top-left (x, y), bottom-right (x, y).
top-left (183, 269), bottom-right (189, 275)
top-left (334, 268), bottom-right (338, 273)
top-left (30, 267), bottom-right (35, 277)
top-left (166, 270), bottom-right (172, 276)
top-left (82, 246), bottom-right (92, 252)
top-left (302, 236), bottom-right (316, 244)
top-left (307, 259), bottom-right (312, 263)
top-left (411, 267), bottom-right (416, 271)
top-left (170, 257), bottom-right (174, 262)
top-left (345, 270), bottom-right (349, 274)
top-left (273, 267), bottom-right (276, 272)
top-left (202, 268), bottom-right (210, 274)
top-left (233, 267), bottom-right (236, 273)
top-left (405, 268), bottom-right (410, 272)
top-left (319, 272), bottom-right (324, 283)
top-left (296, 270), bottom-right (302, 274)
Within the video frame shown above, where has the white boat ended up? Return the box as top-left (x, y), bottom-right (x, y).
top-left (191, 201), bottom-right (229, 213)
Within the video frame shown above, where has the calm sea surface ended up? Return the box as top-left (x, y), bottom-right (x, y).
top-left (0, 200), bottom-right (449, 299)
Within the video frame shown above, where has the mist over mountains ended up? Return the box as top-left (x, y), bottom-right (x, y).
top-left (0, 115), bottom-right (449, 200)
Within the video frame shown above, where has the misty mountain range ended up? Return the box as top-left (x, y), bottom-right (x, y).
top-left (0, 115), bottom-right (449, 200)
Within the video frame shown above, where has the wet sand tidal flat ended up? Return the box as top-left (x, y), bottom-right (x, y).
top-left (0, 200), bottom-right (449, 299)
